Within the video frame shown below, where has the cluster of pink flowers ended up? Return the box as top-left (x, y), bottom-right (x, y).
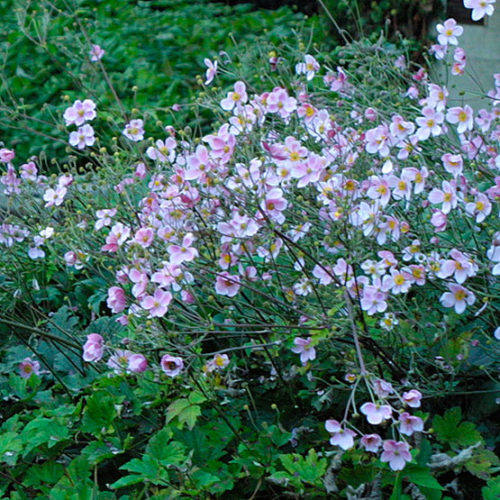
top-left (81, 333), bottom-right (185, 377)
top-left (326, 381), bottom-right (423, 470)
top-left (63, 99), bottom-right (97, 150)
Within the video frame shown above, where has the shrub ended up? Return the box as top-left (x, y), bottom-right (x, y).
top-left (0, 1), bottom-right (499, 498)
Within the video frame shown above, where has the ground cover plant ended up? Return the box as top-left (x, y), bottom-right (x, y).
top-left (0, 0), bottom-right (499, 498)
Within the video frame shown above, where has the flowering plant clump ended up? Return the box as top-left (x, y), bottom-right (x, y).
top-left (0, 4), bottom-right (499, 498)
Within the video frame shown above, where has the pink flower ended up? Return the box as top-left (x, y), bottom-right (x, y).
top-left (296, 54), bottom-right (319, 81)
top-left (82, 333), bottom-right (104, 362)
top-left (436, 18), bottom-right (463, 46)
top-left (64, 99), bottom-right (96, 126)
top-left (464, 0), bottom-right (495, 21)
top-left (399, 412), bottom-right (424, 436)
top-left (123, 119), bottom-right (144, 142)
top-left (428, 181), bottom-right (457, 214)
top-left (128, 353), bottom-right (148, 373)
top-left (43, 186), bottom-right (67, 207)
top-left (107, 350), bottom-right (146, 374)
top-left (20, 161), bottom-right (37, 180)
top-left (0, 148), bottom-right (15, 163)
top-left (291, 337), bottom-right (316, 365)
top-left (215, 272), bottom-right (240, 297)
top-left (69, 124), bottom-right (95, 149)
top-left (360, 434), bottom-right (382, 453)
top-left (134, 227), bottom-right (155, 248)
top-left (107, 286), bottom-right (127, 313)
top-left (440, 283), bottom-right (476, 314)
top-left (140, 288), bottom-right (173, 317)
top-left (465, 193), bottom-right (492, 223)
top-left (221, 81), bottom-right (248, 111)
top-left (101, 223), bottom-right (130, 252)
top-left (441, 153), bottom-right (463, 177)
top-left (95, 208), bottom-right (117, 230)
top-left (19, 357), bottom-right (41, 379)
top-left (204, 58), bottom-right (218, 85)
top-left (437, 248), bottom-right (477, 284)
top-left (89, 44), bottom-right (105, 61)
top-left (430, 210), bottom-right (448, 232)
top-left (161, 354), bottom-right (184, 377)
top-left (402, 389), bottom-right (422, 408)
top-left (167, 233), bottom-right (198, 265)
top-left (446, 106), bottom-right (474, 134)
top-left (380, 440), bottom-right (412, 471)
top-left (415, 107), bottom-right (444, 140)
top-left (205, 353), bottom-right (230, 373)
top-left (146, 138), bottom-right (177, 163)
top-left (325, 420), bottom-right (356, 450)
top-left (360, 402), bottom-right (393, 425)
top-left (261, 188), bottom-right (288, 223)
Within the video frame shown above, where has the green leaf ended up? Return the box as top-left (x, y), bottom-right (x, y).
top-left (482, 476), bottom-right (500, 500)
top-left (21, 417), bottom-right (70, 454)
top-left (0, 432), bottom-right (22, 465)
top-left (433, 407), bottom-right (482, 449)
top-left (404, 465), bottom-right (444, 491)
top-left (81, 391), bottom-right (119, 436)
top-left (166, 395), bottom-right (203, 430)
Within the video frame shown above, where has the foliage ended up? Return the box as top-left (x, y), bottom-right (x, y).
top-left (0, 1), bottom-right (499, 498)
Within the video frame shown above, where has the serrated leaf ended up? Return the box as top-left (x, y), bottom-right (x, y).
top-left (404, 465), bottom-right (444, 491)
top-left (433, 407), bottom-right (482, 449)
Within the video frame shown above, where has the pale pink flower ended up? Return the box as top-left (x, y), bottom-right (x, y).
top-left (430, 210), bottom-right (448, 232)
top-left (402, 389), bottom-right (422, 408)
top-left (415, 107), bottom-right (444, 140)
top-left (69, 124), bottom-right (95, 149)
top-left (82, 333), bottom-right (104, 362)
top-left (360, 434), bottom-right (382, 453)
top-left (101, 222), bottom-right (130, 252)
top-left (161, 354), bottom-right (184, 377)
top-left (360, 286), bottom-right (388, 315)
top-left (43, 186), bottom-right (67, 207)
top-left (204, 58), bottom-right (218, 85)
top-left (134, 227), bottom-right (155, 248)
top-left (373, 378), bottom-right (394, 397)
top-left (440, 283), bottom-right (476, 314)
top-left (465, 193), bottom-right (492, 222)
top-left (95, 208), bottom-right (117, 230)
top-left (438, 249), bottom-right (477, 284)
top-left (267, 88), bottom-right (297, 119)
top-left (436, 18), bottom-right (463, 46)
top-left (89, 44), bottom-right (105, 61)
top-left (325, 420), bottom-right (356, 450)
top-left (146, 138), bottom-right (176, 163)
top-left (0, 148), bottom-right (15, 163)
top-left (429, 44), bottom-right (447, 60)
top-left (291, 337), bottom-right (316, 365)
top-left (441, 153), bottom-right (463, 177)
top-left (215, 272), bottom-right (240, 297)
top-left (167, 233), bottom-right (198, 265)
top-left (399, 412), bottom-right (424, 436)
top-left (295, 54), bottom-right (319, 80)
top-left (446, 105), bottom-right (474, 134)
top-left (261, 188), bottom-right (288, 223)
top-left (19, 357), bottom-right (41, 379)
top-left (123, 119), bottom-right (144, 142)
top-left (464, 0), bottom-right (496, 21)
top-left (382, 269), bottom-right (412, 295)
top-left (428, 181), bottom-right (457, 214)
top-left (381, 440), bottom-right (412, 471)
top-left (140, 288), bottom-right (173, 317)
top-left (20, 161), bottom-right (37, 180)
top-left (205, 353), bottom-right (230, 373)
top-left (128, 353), bottom-right (148, 373)
top-left (107, 286), bottom-right (127, 313)
top-left (64, 99), bottom-right (96, 126)
top-left (221, 81), bottom-right (248, 111)
top-left (360, 402), bottom-right (393, 425)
